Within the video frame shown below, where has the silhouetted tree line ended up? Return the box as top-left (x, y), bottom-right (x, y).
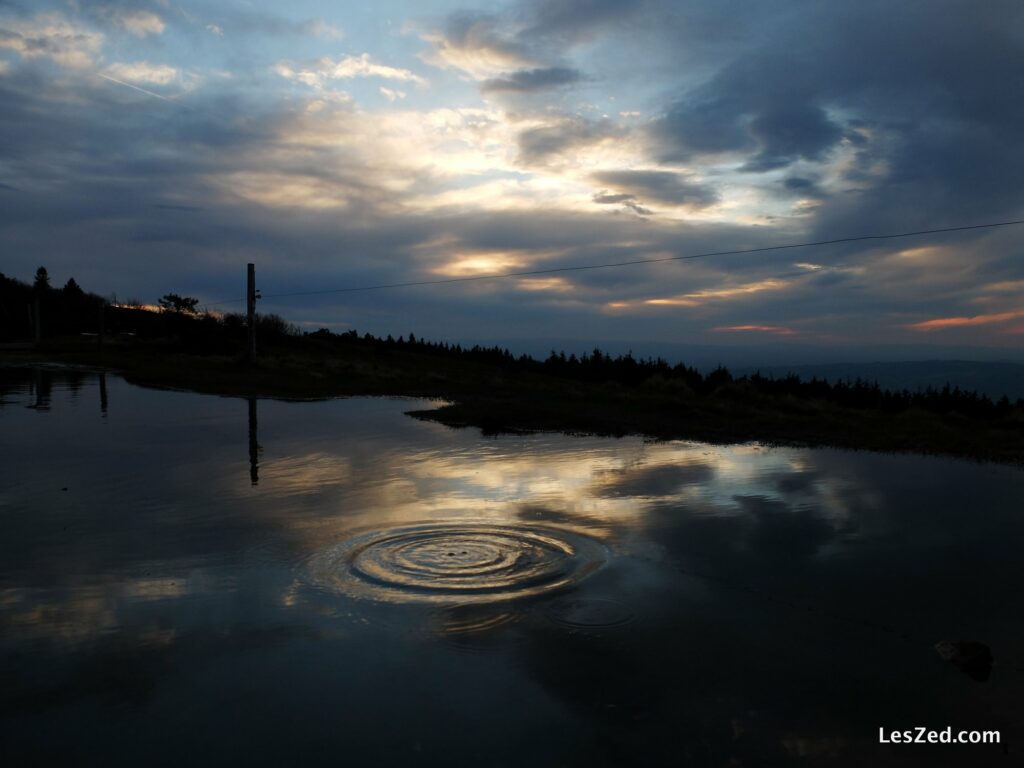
top-left (318, 328), bottom-right (1023, 421)
top-left (1, 268), bottom-right (109, 340)
top-left (0, 270), bottom-right (298, 348)
top-left (3, 270), bottom-right (1020, 421)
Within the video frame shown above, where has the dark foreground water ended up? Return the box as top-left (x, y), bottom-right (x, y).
top-left (2, 367), bottom-right (1024, 767)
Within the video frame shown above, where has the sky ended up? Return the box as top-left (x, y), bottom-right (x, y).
top-left (2, 0), bottom-right (1024, 362)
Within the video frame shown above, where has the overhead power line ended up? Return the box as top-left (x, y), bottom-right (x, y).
top-left (205, 218), bottom-right (1024, 306)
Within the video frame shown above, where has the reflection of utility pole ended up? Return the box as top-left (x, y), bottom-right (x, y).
top-left (246, 263), bottom-right (257, 363)
top-left (248, 397), bottom-right (260, 486)
top-left (99, 372), bottom-right (108, 417)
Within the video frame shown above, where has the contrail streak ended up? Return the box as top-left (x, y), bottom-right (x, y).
top-left (98, 73), bottom-right (177, 103)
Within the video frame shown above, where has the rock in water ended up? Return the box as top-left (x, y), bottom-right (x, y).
top-left (934, 640), bottom-right (993, 682)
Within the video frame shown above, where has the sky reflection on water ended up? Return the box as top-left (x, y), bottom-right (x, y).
top-left (2, 367), bottom-right (1024, 766)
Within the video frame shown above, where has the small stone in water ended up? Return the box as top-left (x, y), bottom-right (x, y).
top-left (934, 639), bottom-right (993, 682)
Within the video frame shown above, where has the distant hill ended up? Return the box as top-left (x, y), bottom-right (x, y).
top-left (732, 361), bottom-right (1024, 400)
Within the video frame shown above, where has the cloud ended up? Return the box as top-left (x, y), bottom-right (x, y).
top-left (481, 66), bottom-right (582, 94)
top-left (379, 87), bottom-right (406, 102)
top-left (2, 0), bottom-right (1024, 355)
top-left (421, 1), bottom-right (642, 88)
top-left (593, 461), bottom-right (714, 498)
top-left (111, 10), bottom-right (165, 38)
top-left (420, 11), bottom-right (535, 79)
top-left (304, 20), bottom-right (344, 40)
top-left (0, 12), bottom-right (104, 70)
top-left (275, 54), bottom-right (427, 89)
top-left (520, 0), bottom-right (646, 43)
top-left (647, 0), bottom-right (1024, 230)
top-left (608, 278), bottom-right (794, 311)
top-left (906, 310), bottom-right (1024, 332)
top-left (714, 325), bottom-right (798, 336)
top-left (590, 170), bottom-right (718, 208)
top-left (742, 105), bottom-right (843, 172)
top-left (423, 0), bottom-right (645, 79)
top-left (516, 117), bottom-right (619, 165)
top-left (105, 61), bottom-right (177, 86)
top-left (206, 24), bottom-right (223, 37)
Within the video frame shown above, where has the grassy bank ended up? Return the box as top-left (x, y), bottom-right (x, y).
top-left (4, 334), bottom-right (1024, 468)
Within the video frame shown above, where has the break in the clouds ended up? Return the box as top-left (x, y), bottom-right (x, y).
top-left (1, 0), bottom-right (1023, 358)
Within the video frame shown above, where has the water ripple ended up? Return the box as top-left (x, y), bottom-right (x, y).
top-left (305, 523), bottom-right (608, 604)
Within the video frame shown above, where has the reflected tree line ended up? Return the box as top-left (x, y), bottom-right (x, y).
top-left (1, 368), bottom-right (262, 486)
top-left (0, 367), bottom-right (108, 417)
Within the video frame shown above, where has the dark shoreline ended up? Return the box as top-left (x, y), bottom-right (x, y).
top-left (4, 341), bottom-right (1024, 468)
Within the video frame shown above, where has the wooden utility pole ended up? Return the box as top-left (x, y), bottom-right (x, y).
top-left (246, 263), bottom-right (256, 362)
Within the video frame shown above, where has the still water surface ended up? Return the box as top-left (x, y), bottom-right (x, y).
top-left (2, 367), bottom-right (1024, 766)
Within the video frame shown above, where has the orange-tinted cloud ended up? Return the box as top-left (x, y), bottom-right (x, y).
top-left (713, 325), bottom-right (797, 336)
top-left (906, 309), bottom-right (1024, 332)
top-left (606, 278), bottom-right (791, 311)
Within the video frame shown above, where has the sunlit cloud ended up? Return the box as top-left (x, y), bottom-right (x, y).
top-left (906, 310), bottom-right (1024, 332)
top-left (419, 17), bottom-right (535, 80)
top-left (981, 280), bottom-right (1024, 293)
top-left (3, 0), bottom-right (1024, 353)
top-left (275, 53), bottom-right (427, 89)
top-left (379, 86), bottom-right (406, 101)
top-left (714, 325), bottom-right (798, 336)
top-left (110, 9), bottom-right (165, 38)
top-left (433, 251), bottom-right (530, 277)
top-left (0, 12), bottom-right (104, 70)
top-left (608, 278), bottom-right (792, 311)
top-left (516, 277), bottom-right (574, 293)
top-left (105, 61), bottom-right (178, 85)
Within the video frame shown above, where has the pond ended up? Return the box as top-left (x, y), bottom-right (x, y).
top-left (2, 366), bottom-right (1023, 766)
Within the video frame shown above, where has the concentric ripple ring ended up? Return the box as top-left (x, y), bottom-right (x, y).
top-left (306, 523), bottom-right (609, 604)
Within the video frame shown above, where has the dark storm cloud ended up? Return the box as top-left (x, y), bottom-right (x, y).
top-left (591, 170), bottom-right (718, 207)
top-left (440, 0), bottom-right (645, 51)
top-left (649, 84), bottom-right (844, 170)
top-left (589, 193), bottom-right (653, 216)
top-left (741, 106), bottom-right (844, 172)
top-left (647, 0), bottom-right (1024, 225)
top-left (428, 0), bottom-right (646, 97)
top-left (435, 10), bottom-right (532, 67)
top-left (783, 177), bottom-right (815, 192)
top-left (592, 192), bottom-right (634, 205)
top-left (516, 117), bottom-right (619, 164)
top-left (519, 0), bottom-right (646, 42)
top-left (5, 0), bottom-right (1024, 352)
top-left (152, 204), bottom-right (204, 212)
top-left (481, 66), bottom-right (582, 93)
